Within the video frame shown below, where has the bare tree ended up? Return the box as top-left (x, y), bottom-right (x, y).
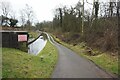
top-left (24, 4), bottom-right (34, 28)
top-left (10, 10), bottom-right (16, 19)
top-left (117, 0), bottom-right (120, 17)
top-left (94, 0), bottom-right (99, 18)
top-left (84, 9), bottom-right (91, 25)
top-left (75, 1), bottom-right (82, 19)
top-left (0, 1), bottom-right (11, 26)
top-left (108, 0), bottom-right (117, 17)
top-left (58, 8), bottom-right (63, 28)
top-left (19, 9), bottom-right (26, 29)
top-left (1, 1), bottom-right (11, 17)
top-left (81, 0), bottom-right (84, 36)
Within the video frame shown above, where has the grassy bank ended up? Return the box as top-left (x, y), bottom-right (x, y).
top-left (29, 31), bottom-right (40, 39)
top-left (51, 34), bottom-right (119, 76)
top-left (2, 41), bottom-right (58, 78)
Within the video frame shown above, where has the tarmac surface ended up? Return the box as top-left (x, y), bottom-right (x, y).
top-left (45, 33), bottom-right (113, 78)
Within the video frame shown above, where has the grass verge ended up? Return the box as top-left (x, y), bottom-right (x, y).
top-left (51, 34), bottom-right (119, 76)
top-left (2, 41), bottom-right (58, 78)
top-left (28, 31), bottom-right (40, 39)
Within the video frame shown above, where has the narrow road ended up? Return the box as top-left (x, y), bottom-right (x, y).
top-left (45, 33), bottom-right (113, 78)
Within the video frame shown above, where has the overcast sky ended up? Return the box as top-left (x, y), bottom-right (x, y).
top-left (0, 0), bottom-right (111, 23)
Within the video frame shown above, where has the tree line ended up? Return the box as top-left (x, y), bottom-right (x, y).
top-left (52, 0), bottom-right (119, 33)
top-left (36, 0), bottom-right (119, 52)
top-left (37, 0), bottom-right (119, 32)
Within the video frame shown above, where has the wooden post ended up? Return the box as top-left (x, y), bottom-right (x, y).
top-left (117, 0), bottom-right (120, 57)
top-left (81, 0), bottom-right (84, 36)
top-left (90, 0), bottom-right (96, 28)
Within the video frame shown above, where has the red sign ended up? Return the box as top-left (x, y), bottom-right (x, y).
top-left (18, 35), bottom-right (27, 42)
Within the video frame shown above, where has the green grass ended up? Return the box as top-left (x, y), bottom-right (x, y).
top-left (29, 31), bottom-right (40, 39)
top-left (51, 34), bottom-right (119, 76)
top-left (86, 54), bottom-right (118, 75)
top-left (2, 41), bottom-right (58, 78)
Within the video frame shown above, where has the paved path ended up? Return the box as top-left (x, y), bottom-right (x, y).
top-left (45, 33), bottom-right (113, 78)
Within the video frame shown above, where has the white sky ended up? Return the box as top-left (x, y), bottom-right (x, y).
top-left (0, 0), bottom-right (111, 23)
